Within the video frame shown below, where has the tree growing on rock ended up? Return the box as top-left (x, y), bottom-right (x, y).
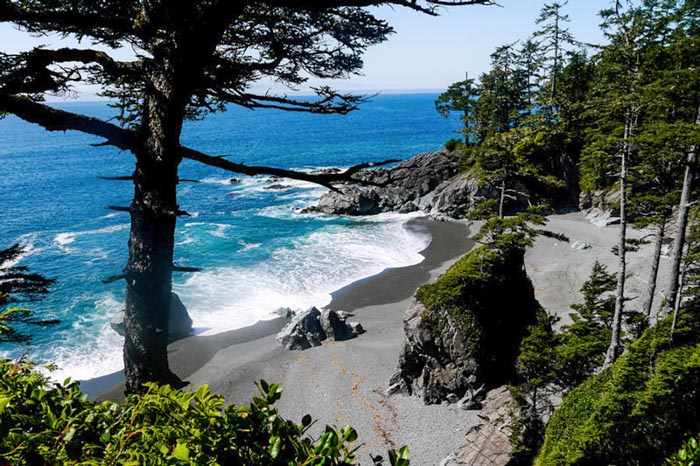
top-left (0, 0), bottom-right (494, 393)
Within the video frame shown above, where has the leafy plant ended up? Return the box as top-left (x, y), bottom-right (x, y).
top-left (0, 358), bottom-right (408, 465)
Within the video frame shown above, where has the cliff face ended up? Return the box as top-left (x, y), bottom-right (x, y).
top-left (392, 245), bottom-right (544, 404)
top-left (308, 149), bottom-right (572, 218)
top-left (307, 149), bottom-right (505, 218)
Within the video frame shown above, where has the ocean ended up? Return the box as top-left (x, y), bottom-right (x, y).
top-left (0, 93), bottom-right (461, 382)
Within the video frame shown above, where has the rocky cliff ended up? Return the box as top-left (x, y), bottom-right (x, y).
top-left (306, 149), bottom-right (496, 218)
top-left (389, 245), bottom-right (545, 405)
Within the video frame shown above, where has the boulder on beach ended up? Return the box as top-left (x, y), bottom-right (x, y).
top-left (275, 307), bottom-right (365, 350)
top-left (110, 292), bottom-right (193, 342)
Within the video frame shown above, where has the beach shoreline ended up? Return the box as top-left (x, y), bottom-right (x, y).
top-left (84, 218), bottom-right (472, 397)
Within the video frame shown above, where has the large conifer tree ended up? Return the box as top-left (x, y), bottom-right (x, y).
top-left (0, 0), bottom-right (492, 392)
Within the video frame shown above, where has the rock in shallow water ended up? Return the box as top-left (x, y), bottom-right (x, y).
top-left (110, 292), bottom-right (193, 342)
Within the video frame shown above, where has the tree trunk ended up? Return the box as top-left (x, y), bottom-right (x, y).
top-left (499, 179), bottom-right (506, 218)
top-left (665, 107), bottom-right (700, 315)
top-left (642, 218), bottom-right (666, 322)
top-left (604, 110), bottom-right (633, 367)
top-left (123, 78), bottom-right (187, 393)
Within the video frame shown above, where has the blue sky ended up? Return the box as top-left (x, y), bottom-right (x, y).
top-left (0, 0), bottom-right (612, 99)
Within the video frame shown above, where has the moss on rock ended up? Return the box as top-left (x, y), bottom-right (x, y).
top-left (397, 244), bottom-right (545, 403)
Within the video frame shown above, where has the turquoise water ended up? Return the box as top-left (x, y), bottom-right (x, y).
top-left (0, 93), bottom-right (460, 381)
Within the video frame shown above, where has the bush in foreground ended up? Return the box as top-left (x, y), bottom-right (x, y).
top-left (0, 358), bottom-right (408, 465)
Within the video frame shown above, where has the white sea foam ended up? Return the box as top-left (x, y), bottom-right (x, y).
top-left (53, 224), bottom-right (129, 253)
top-left (175, 213), bottom-right (431, 336)
top-left (39, 293), bottom-right (124, 382)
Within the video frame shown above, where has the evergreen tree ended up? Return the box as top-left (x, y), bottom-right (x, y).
top-left (434, 74), bottom-right (479, 145)
top-left (660, 0), bottom-right (700, 315)
top-left (533, 1), bottom-right (577, 109)
top-left (555, 261), bottom-right (615, 389)
top-left (581, 1), bottom-right (658, 366)
top-left (0, 0), bottom-right (494, 392)
top-left (473, 43), bottom-right (528, 140)
top-left (0, 244), bottom-right (57, 344)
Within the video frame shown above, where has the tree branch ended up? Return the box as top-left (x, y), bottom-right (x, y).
top-left (0, 93), bottom-right (135, 150)
top-left (0, 93), bottom-right (399, 190)
top-left (0, 2), bottom-right (134, 42)
top-left (180, 146), bottom-right (399, 191)
top-left (214, 86), bottom-right (370, 115)
top-left (260, 0), bottom-right (495, 16)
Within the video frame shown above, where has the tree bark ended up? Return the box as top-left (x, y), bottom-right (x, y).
top-left (604, 110), bottom-right (633, 367)
top-left (665, 107), bottom-right (700, 315)
top-left (123, 70), bottom-right (187, 393)
top-left (642, 218), bottom-right (666, 322)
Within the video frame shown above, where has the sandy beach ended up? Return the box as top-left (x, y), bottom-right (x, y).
top-left (88, 218), bottom-right (477, 464)
top-left (85, 211), bottom-right (671, 464)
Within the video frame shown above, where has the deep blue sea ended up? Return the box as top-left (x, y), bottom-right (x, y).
top-left (0, 93), bottom-right (460, 381)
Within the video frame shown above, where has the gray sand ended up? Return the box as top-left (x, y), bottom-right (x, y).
top-left (182, 219), bottom-right (477, 465)
top-left (88, 212), bottom-right (665, 464)
top-left (527, 212), bottom-right (671, 325)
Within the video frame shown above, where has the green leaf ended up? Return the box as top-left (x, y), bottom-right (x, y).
top-left (0, 394), bottom-right (13, 413)
top-left (171, 441), bottom-right (190, 461)
top-left (269, 436), bottom-right (282, 459)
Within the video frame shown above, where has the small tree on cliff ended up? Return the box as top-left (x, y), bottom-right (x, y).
top-left (0, 1), bottom-right (493, 392)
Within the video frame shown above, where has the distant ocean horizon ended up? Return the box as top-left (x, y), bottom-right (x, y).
top-left (0, 93), bottom-right (461, 382)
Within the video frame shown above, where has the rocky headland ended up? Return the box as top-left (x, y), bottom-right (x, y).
top-left (305, 149), bottom-right (493, 218)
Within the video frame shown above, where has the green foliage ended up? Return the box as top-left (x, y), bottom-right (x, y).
top-left (443, 137), bottom-right (464, 152)
top-left (0, 244), bottom-right (58, 344)
top-left (517, 312), bottom-right (559, 391)
top-left (0, 359), bottom-right (407, 465)
top-left (536, 310), bottom-right (700, 466)
top-left (555, 261), bottom-right (615, 390)
top-left (667, 434), bottom-right (700, 465)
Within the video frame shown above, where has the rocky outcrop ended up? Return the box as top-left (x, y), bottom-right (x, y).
top-left (306, 148), bottom-right (563, 218)
top-left (111, 292), bottom-right (193, 342)
top-left (275, 307), bottom-right (365, 350)
top-left (306, 149), bottom-right (461, 215)
top-left (389, 245), bottom-right (544, 404)
top-left (441, 386), bottom-right (522, 466)
top-left (579, 188), bottom-right (621, 226)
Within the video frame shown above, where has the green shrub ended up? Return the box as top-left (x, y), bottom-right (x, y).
top-left (536, 313), bottom-right (700, 465)
top-left (666, 433), bottom-right (700, 465)
top-left (0, 358), bottom-right (407, 465)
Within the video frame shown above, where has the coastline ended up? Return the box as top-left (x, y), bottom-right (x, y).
top-left (85, 217), bottom-right (472, 398)
top-left (86, 215), bottom-right (475, 464)
top-left (81, 211), bottom-right (679, 464)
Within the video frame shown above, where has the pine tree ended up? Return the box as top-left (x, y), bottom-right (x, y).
top-left (556, 261), bottom-right (615, 389)
top-left (0, 0), bottom-right (494, 392)
top-left (434, 74), bottom-right (479, 145)
top-left (533, 1), bottom-right (577, 109)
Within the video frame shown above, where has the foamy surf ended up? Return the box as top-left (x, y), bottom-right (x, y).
top-left (177, 212), bottom-right (430, 336)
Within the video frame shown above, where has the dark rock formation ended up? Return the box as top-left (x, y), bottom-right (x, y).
top-left (264, 183), bottom-right (291, 190)
top-left (111, 292), bottom-right (193, 342)
top-left (275, 307), bottom-right (365, 350)
top-left (441, 386), bottom-right (522, 466)
top-left (306, 149), bottom-right (460, 215)
top-left (306, 148), bottom-right (550, 218)
top-left (389, 246), bottom-right (544, 404)
top-left (579, 188), bottom-right (621, 226)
